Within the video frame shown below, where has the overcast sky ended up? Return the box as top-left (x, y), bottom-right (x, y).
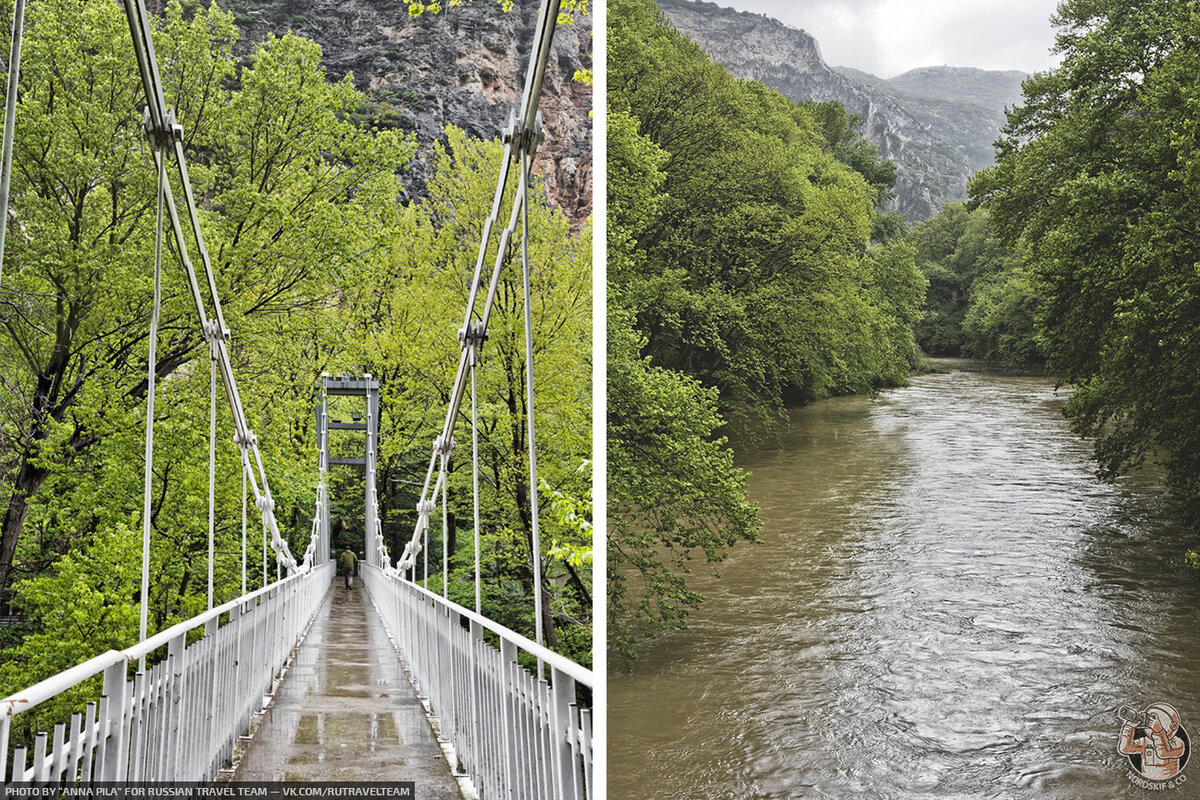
top-left (707, 0), bottom-right (1062, 77)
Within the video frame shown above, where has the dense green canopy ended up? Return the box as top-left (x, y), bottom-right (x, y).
top-left (607, 0), bottom-right (926, 664)
top-left (971, 0), bottom-right (1200, 519)
top-left (906, 203), bottom-right (1039, 364)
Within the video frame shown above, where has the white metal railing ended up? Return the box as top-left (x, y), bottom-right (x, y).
top-left (362, 565), bottom-right (592, 800)
top-left (0, 562), bottom-right (333, 785)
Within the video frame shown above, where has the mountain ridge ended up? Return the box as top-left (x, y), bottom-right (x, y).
top-left (655, 0), bottom-right (1023, 220)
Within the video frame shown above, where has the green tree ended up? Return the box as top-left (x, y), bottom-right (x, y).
top-left (607, 306), bottom-right (758, 665)
top-left (340, 127), bottom-right (592, 665)
top-left (0, 524), bottom-right (141, 746)
top-left (607, 101), bottom-right (756, 664)
top-left (971, 0), bottom-right (1200, 515)
top-left (906, 203), bottom-right (1036, 362)
top-left (0, 0), bottom-right (407, 668)
top-left (609, 0), bottom-right (924, 422)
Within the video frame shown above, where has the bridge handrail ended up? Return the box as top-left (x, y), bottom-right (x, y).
top-left (128, 568), bottom-right (313, 659)
top-left (0, 652), bottom-right (126, 720)
top-left (399, 571), bottom-right (593, 688)
top-left (0, 566), bottom-right (321, 723)
top-left (1, 563), bottom-right (334, 785)
top-left (363, 564), bottom-right (592, 800)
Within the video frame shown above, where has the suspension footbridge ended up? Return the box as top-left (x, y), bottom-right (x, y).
top-left (0, 0), bottom-right (592, 797)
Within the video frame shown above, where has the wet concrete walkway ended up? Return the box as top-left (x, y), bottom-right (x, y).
top-left (233, 581), bottom-right (462, 795)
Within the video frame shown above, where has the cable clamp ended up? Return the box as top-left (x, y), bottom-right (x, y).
top-left (142, 107), bottom-right (184, 151)
top-left (434, 434), bottom-right (456, 457)
top-left (458, 321), bottom-right (488, 363)
top-left (504, 109), bottom-right (545, 157)
top-left (457, 320), bottom-right (488, 346)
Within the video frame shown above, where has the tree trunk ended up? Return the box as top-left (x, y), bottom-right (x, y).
top-left (0, 453), bottom-right (50, 597)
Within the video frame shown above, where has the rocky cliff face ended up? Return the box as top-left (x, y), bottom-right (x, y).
top-left (226, 0), bottom-right (592, 224)
top-left (656, 0), bottom-right (971, 221)
top-left (839, 65), bottom-right (1026, 173)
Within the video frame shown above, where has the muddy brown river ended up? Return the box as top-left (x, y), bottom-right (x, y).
top-left (609, 361), bottom-right (1200, 798)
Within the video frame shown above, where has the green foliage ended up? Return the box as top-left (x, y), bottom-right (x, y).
top-left (971, 0), bottom-right (1200, 523)
top-left (607, 0), bottom-right (927, 664)
top-left (961, 257), bottom-right (1041, 364)
top-left (0, 0), bottom-right (409, 609)
top-left (0, 524), bottom-right (140, 747)
top-left (1186, 550), bottom-right (1200, 571)
top-left (405, 0), bottom-right (589, 24)
top-left (609, 0), bottom-right (924, 423)
top-left (607, 305), bottom-right (758, 665)
top-left (339, 127), bottom-right (592, 666)
top-left (906, 203), bottom-right (1039, 363)
top-left (0, 0), bottom-right (590, 702)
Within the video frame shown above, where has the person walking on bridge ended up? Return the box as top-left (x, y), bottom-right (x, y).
top-left (338, 546), bottom-right (358, 589)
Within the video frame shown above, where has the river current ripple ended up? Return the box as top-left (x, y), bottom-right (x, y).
top-left (609, 361), bottom-right (1200, 798)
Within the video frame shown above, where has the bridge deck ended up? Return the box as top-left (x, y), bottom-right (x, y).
top-left (232, 580), bottom-right (462, 795)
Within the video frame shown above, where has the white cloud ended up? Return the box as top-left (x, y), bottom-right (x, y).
top-left (704, 0), bottom-right (1061, 77)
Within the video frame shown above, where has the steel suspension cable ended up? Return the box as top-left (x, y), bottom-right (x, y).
top-left (241, 463), bottom-right (247, 596)
top-left (121, 0), bottom-right (306, 574)
top-left (208, 343), bottom-right (216, 610)
top-left (519, 149), bottom-right (545, 671)
top-left (138, 143), bottom-right (167, 672)
top-left (391, 0), bottom-right (561, 577)
top-left (471, 360), bottom-right (481, 614)
top-left (441, 452), bottom-right (449, 597)
top-left (0, 0), bottom-right (25, 288)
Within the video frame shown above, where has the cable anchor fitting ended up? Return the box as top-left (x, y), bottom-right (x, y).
top-left (141, 107), bottom-right (184, 151)
top-left (434, 434), bottom-right (456, 457)
top-left (458, 321), bottom-right (488, 362)
top-left (503, 110), bottom-right (545, 158)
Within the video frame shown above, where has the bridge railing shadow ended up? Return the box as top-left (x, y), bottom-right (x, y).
top-left (0, 562), bottom-right (334, 784)
top-left (362, 564), bottom-right (592, 800)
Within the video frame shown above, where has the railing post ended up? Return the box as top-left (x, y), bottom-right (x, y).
top-left (99, 659), bottom-right (128, 781)
top-left (552, 670), bottom-right (576, 800)
top-left (500, 638), bottom-right (518, 800)
top-left (469, 619), bottom-right (483, 787)
top-left (31, 731), bottom-right (46, 784)
top-left (0, 713), bottom-right (9, 784)
top-left (165, 632), bottom-right (184, 776)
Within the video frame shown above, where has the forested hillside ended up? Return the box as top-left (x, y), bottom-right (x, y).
top-left (607, 0), bottom-right (926, 663)
top-left (0, 0), bottom-right (591, 724)
top-left (970, 0), bottom-right (1200, 527)
top-left (656, 0), bottom-right (975, 221)
top-left (906, 203), bottom-right (1038, 364)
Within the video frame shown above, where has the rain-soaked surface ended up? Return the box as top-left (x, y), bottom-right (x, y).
top-left (234, 581), bottom-right (460, 795)
top-left (609, 361), bottom-right (1200, 798)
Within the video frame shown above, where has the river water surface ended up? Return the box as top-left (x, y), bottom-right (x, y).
top-left (609, 361), bottom-right (1200, 798)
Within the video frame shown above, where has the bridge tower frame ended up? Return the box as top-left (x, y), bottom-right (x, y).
top-left (317, 374), bottom-right (381, 565)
